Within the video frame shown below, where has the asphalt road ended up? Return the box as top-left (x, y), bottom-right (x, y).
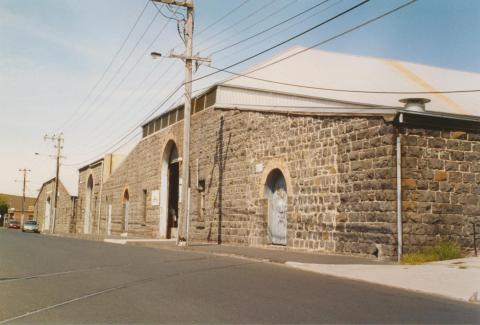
top-left (0, 229), bottom-right (479, 324)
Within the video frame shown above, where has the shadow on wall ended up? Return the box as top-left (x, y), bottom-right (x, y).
top-left (207, 116), bottom-right (231, 244)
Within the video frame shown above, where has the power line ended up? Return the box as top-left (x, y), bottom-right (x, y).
top-left (65, 0), bottom-right (419, 167)
top-left (63, 0), bottom-right (370, 166)
top-left (211, 1), bottom-right (480, 96)
top-left (195, 0), bottom-right (251, 37)
top-left (207, 0), bottom-right (329, 56)
top-left (64, 5), bottom-right (161, 130)
top-left (191, 0), bottom-right (372, 84)
top-left (58, 0), bottom-right (151, 131)
top-left (69, 63), bottom-right (182, 154)
top-left (212, 0), bottom-right (345, 65)
top-left (63, 82), bottom-right (185, 167)
top-left (196, 0), bottom-right (276, 48)
top-left (64, 83), bottom-right (212, 167)
top-left (198, 0), bottom-right (299, 54)
top-left (65, 0), bottom-right (279, 136)
top-left (152, 1), bottom-right (181, 21)
top-left (63, 2), bottom-right (260, 147)
top-left (206, 65), bottom-right (480, 94)
top-left (72, 8), bottom-right (176, 131)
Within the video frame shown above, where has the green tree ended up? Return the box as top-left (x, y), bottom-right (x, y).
top-left (0, 195), bottom-right (9, 216)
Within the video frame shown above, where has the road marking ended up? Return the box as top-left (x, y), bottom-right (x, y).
top-left (0, 278), bottom-right (153, 324)
top-left (0, 256), bottom-right (208, 284)
top-left (0, 260), bottom-right (257, 323)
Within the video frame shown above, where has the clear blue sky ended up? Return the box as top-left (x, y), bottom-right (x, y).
top-left (1, 0), bottom-right (479, 196)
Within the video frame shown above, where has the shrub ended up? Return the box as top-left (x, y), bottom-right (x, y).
top-left (401, 241), bottom-right (462, 265)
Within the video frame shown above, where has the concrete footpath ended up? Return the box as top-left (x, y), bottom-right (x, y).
top-left (287, 257), bottom-right (480, 304)
top-left (124, 240), bottom-right (480, 304)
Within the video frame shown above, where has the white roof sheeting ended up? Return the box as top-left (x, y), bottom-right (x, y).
top-left (221, 47), bottom-right (480, 117)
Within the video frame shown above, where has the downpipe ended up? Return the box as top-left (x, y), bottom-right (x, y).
top-left (396, 126), bottom-right (403, 263)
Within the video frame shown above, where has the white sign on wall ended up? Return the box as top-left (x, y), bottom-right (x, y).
top-left (151, 190), bottom-right (160, 206)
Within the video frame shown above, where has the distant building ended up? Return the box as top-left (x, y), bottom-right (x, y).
top-left (76, 154), bottom-right (125, 235)
top-left (0, 193), bottom-right (35, 225)
top-left (34, 178), bottom-right (77, 234)
top-left (74, 48), bottom-right (480, 259)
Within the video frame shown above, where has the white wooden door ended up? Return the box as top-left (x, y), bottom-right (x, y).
top-left (268, 176), bottom-right (287, 245)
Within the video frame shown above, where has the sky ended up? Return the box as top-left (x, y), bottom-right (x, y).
top-left (0, 0), bottom-right (479, 197)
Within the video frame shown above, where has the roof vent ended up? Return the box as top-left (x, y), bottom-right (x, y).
top-left (399, 98), bottom-right (431, 112)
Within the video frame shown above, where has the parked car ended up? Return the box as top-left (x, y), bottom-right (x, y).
top-left (22, 220), bottom-right (39, 233)
top-left (8, 220), bottom-right (21, 229)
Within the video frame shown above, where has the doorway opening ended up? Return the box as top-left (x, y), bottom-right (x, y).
top-left (84, 175), bottom-right (93, 234)
top-left (160, 140), bottom-right (179, 239)
top-left (44, 196), bottom-right (51, 232)
top-left (122, 189), bottom-right (129, 233)
top-left (265, 169), bottom-right (288, 246)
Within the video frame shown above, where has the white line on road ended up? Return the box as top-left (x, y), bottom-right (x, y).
top-left (0, 278), bottom-right (153, 324)
top-left (0, 259), bottom-right (257, 323)
top-left (0, 257), bottom-right (208, 284)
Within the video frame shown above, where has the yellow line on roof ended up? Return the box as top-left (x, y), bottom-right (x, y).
top-left (387, 60), bottom-right (467, 114)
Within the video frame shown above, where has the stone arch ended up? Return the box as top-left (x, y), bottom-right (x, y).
top-left (84, 174), bottom-right (94, 234)
top-left (259, 160), bottom-right (292, 199)
top-left (159, 139), bottom-right (180, 239)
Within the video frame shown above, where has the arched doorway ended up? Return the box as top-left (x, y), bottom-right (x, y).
top-left (160, 140), bottom-right (179, 239)
top-left (265, 169), bottom-right (288, 245)
top-left (84, 175), bottom-right (93, 234)
top-left (122, 189), bottom-right (130, 233)
top-left (44, 196), bottom-right (51, 232)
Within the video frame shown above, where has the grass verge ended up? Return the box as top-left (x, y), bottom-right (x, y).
top-left (402, 241), bottom-right (463, 265)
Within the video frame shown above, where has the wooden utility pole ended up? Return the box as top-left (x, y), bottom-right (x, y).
top-left (44, 133), bottom-right (64, 234)
top-left (16, 168), bottom-right (31, 227)
top-left (151, 0), bottom-right (209, 246)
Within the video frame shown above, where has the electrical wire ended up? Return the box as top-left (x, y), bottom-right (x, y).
top-left (212, 0), bottom-right (345, 65)
top-left (207, 0), bottom-right (329, 56)
top-left (64, 81), bottom-right (185, 167)
top-left (73, 7), bottom-right (177, 130)
top-left (72, 62), bottom-right (181, 151)
top-left (65, 0), bottom-right (423, 167)
top-left (206, 1), bottom-right (479, 95)
top-left (152, 1), bottom-right (181, 21)
top-left (57, 0), bottom-right (150, 132)
top-left (64, 7), bottom-right (161, 130)
top-left (196, 0), bottom-right (276, 48)
top-left (206, 64), bottom-right (480, 94)
top-left (191, 0), bottom-right (372, 84)
top-left (65, 83), bottom-right (212, 166)
top-left (63, 0), bottom-right (271, 136)
top-left (197, 0), bottom-right (299, 54)
top-left (195, 0), bottom-right (251, 37)
top-left (63, 0), bottom-right (371, 165)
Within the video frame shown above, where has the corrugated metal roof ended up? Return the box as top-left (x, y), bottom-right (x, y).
top-left (222, 47), bottom-right (480, 117)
